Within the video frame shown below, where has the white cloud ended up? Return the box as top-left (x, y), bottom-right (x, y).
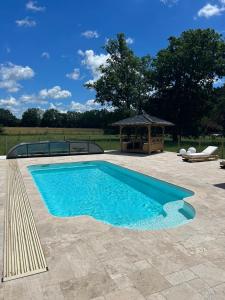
top-left (79, 49), bottom-right (110, 82)
top-left (160, 0), bottom-right (178, 6)
top-left (126, 37), bottom-right (134, 45)
top-left (41, 52), bottom-right (50, 59)
top-left (70, 99), bottom-right (101, 112)
top-left (66, 68), bottom-right (80, 80)
top-left (198, 2), bottom-right (225, 18)
top-left (0, 96), bottom-right (18, 107)
top-left (26, 1), bottom-right (45, 12)
top-left (81, 30), bottom-right (99, 39)
top-left (19, 94), bottom-right (47, 104)
top-left (198, 4), bottom-right (221, 18)
top-left (0, 62), bottom-right (35, 93)
top-left (39, 86), bottom-right (72, 99)
top-left (70, 99), bottom-right (113, 112)
top-left (15, 17), bottom-right (36, 27)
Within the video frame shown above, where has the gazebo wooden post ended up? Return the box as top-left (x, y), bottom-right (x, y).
top-left (162, 126), bottom-right (165, 151)
top-left (148, 125), bottom-right (151, 154)
top-left (120, 126), bottom-right (123, 152)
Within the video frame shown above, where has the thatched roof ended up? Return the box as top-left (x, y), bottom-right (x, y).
top-left (112, 113), bottom-right (174, 127)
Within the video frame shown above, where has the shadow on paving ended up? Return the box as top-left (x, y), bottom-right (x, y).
top-left (214, 183), bottom-right (225, 190)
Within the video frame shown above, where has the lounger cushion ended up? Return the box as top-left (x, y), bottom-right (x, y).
top-left (202, 146), bottom-right (218, 155)
top-left (182, 146), bottom-right (218, 158)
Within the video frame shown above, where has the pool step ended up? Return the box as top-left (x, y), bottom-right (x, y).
top-left (2, 160), bottom-right (47, 282)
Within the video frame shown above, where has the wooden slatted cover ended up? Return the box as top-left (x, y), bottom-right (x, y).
top-left (2, 160), bottom-right (47, 282)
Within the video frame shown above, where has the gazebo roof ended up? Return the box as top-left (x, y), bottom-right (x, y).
top-left (112, 113), bottom-right (174, 127)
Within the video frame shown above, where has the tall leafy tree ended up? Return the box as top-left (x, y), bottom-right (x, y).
top-left (211, 84), bottom-right (225, 134)
top-left (85, 33), bottom-right (153, 112)
top-left (21, 108), bottom-right (43, 127)
top-left (41, 109), bottom-right (64, 127)
top-left (65, 111), bottom-right (81, 128)
top-left (0, 108), bottom-right (19, 126)
top-left (149, 29), bottom-right (225, 140)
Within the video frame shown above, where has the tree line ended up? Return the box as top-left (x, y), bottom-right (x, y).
top-left (0, 28), bottom-right (225, 139)
top-left (0, 107), bottom-right (131, 131)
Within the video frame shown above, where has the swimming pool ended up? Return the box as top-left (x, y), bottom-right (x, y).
top-left (29, 160), bottom-right (195, 230)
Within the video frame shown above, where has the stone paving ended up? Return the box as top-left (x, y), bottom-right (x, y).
top-left (1, 152), bottom-right (225, 299)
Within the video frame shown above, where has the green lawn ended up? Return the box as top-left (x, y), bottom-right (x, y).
top-left (0, 133), bottom-right (224, 158)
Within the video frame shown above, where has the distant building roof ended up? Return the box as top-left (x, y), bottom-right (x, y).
top-left (112, 113), bottom-right (174, 127)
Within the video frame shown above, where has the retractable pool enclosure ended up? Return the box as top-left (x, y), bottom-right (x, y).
top-left (6, 140), bottom-right (104, 159)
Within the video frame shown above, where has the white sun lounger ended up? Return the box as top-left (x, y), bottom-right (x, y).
top-left (182, 146), bottom-right (218, 162)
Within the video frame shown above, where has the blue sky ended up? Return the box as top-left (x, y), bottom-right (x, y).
top-left (0, 0), bottom-right (225, 116)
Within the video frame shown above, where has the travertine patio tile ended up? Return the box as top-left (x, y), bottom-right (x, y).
top-left (134, 259), bottom-right (151, 270)
top-left (3, 279), bottom-right (29, 300)
top-left (165, 269), bottom-right (196, 285)
top-left (210, 257), bottom-right (225, 272)
top-left (104, 287), bottom-right (145, 300)
top-left (101, 255), bottom-right (139, 277)
top-left (127, 267), bottom-right (171, 296)
top-left (42, 284), bottom-right (64, 300)
top-left (180, 234), bottom-right (216, 249)
top-left (146, 293), bottom-right (166, 300)
top-left (67, 253), bottom-right (104, 278)
top-left (186, 278), bottom-right (210, 293)
top-left (161, 283), bottom-right (204, 300)
top-left (39, 254), bottom-right (75, 286)
top-left (0, 283), bottom-right (4, 300)
top-left (60, 272), bottom-right (116, 299)
top-left (111, 274), bottom-right (133, 289)
top-left (210, 283), bottom-right (225, 299)
top-left (24, 278), bottom-right (44, 300)
top-left (147, 248), bottom-right (197, 275)
top-left (198, 284), bottom-right (225, 300)
top-left (190, 262), bottom-right (225, 287)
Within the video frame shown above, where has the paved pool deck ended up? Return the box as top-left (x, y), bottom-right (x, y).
top-left (1, 151), bottom-right (225, 299)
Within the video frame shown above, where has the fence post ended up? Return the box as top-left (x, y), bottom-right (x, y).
top-left (198, 136), bottom-right (201, 150)
top-left (177, 135), bottom-right (181, 150)
top-left (222, 136), bottom-right (224, 159)
top-left (5, 136), bottom-right (8, 155)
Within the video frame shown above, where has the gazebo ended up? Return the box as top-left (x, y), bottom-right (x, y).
top-left (112, 113), bottom-right (174, 154)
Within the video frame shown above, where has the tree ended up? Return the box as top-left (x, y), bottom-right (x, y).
top-left (64, 111), bottom-right (81, 128)
top-left (21, 108), bottom-right (43, 127)
top-left (0, 108), bottom-right (19, 126)
top-left (211, 84), bottom-right (225, 134)
top-left (149, 29), bottom-right (225, 140)
top-left (85, 33), bottom-right (153, 112)
top-left (41, 109), bottom-right (64, 127)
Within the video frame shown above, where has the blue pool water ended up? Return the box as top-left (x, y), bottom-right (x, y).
top-left (28, 161), bottom-right (195, 230)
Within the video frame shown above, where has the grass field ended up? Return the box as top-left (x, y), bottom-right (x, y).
top-left (3, 127), bottom-right (104, 135)
top-left (0, 127), bottom-right (224, 158)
